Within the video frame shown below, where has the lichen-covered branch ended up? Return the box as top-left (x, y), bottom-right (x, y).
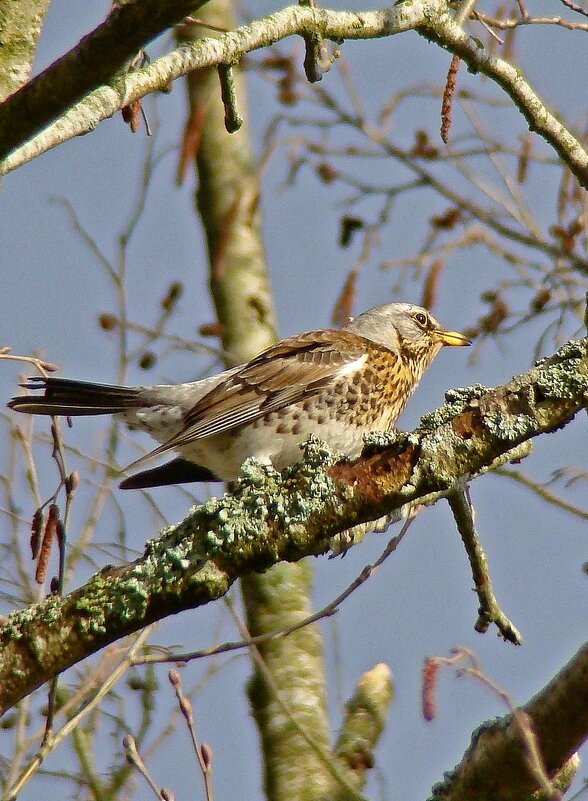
top-left (2, 0), bottom-right (587, 189)
top-left (0, 336), bottom-right (586, 715)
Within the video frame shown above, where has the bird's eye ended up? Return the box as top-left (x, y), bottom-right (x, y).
top-left (414, 312), bottom-right (428, 327)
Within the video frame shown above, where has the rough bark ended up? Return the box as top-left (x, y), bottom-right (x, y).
top-left (0, 0), bottom-right (51, 102)
top-left (1, 1), bottom-right (587, 189)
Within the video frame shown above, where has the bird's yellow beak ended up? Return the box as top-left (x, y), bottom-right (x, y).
top-left (433, 328), bottom-right (471, 347)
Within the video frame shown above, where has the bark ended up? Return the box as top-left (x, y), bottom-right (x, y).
top-left (1, 1), bottom-right (587, 189)
top-left (0, 0), bottom-right (51, 102)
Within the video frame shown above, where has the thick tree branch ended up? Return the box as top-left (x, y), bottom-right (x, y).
top-left (0, 336), bottom-right (586, 714)
top-left (0, 0), bottom-right (209, 161)
top-left (0, 1), bottom-right (432, 166)
top-left (2, 1), bottom-right (587, 189)
top-left (430, 642), bottom-right (588, 800)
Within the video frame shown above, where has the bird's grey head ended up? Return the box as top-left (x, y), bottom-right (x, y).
top-left (344, 303), bottom-right (470, 357)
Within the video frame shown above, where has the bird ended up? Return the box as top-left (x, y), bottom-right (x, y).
top-left (8, 303), bottom-right (470, 490)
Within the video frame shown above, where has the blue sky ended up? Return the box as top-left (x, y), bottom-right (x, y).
top-left (1, 2), bottom-right (587, 799)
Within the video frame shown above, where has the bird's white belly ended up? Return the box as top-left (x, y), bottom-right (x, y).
top-left (120, 406), bottom-right (185, 441)
top-left (177, 413), bottom-right (376, 482)
top-left (120, 398), bottom-right (394, 483)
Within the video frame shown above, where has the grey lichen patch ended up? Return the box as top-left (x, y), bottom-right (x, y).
top-left (362, 429), bottom-right (406, 450)
top-left (139, 504), bottom-right (218, 580)
top-left (537, 338), bottom-right (585, 365)
top-left (191, 436), bottom-right (343, 554)
top-left (239, 456), bottom-right (282, 486)
top-left (535, 360), bottom-right (588, 400)
top-left (482, 409), bottom-right (537, 441)
top-left (407, 425), bottom-right (467, 496)
top-left (204, 462), bottom-right (284, 549)
top-left (286, 437), bottom-right (345, 528)
top-left (293, 434), bottom-right (341, 471)
top-left (533, 340), bottom-right (588, 399)
top-left (420, 384), bottom-right (491, 430)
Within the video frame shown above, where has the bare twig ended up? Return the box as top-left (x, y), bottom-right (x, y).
top-left (168, 671), bottom-right (214, 801)
top-left (217, 64), bottom-right (243, 133)
top-left (133, 512), bottom-right (417, 666)
top-left (123, 734), bottom-right (167, 799)
top-left (447, 485), bottom-right (522, 644)
top-left (559, 0), bottom-right (588, 19)
top-left (2, 4), bottom-right (588, 188)
top-left (5, 628), bottom-right (153, 801)
top-left (495, 466), bottom-right (588, 521)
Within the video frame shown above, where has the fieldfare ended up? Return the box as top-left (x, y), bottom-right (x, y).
top-left (8, 303), bottom-right (470, 489)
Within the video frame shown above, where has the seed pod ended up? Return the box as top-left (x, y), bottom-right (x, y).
top-left (35, 504), bottom-right (59, 584)
top-left (422, 657), bottom-right (440, 722)
top-left (30, 509), bottom-right (43, 560)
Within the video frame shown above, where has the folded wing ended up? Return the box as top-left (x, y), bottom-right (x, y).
top-left (128, 329), bottom-right (371, 467)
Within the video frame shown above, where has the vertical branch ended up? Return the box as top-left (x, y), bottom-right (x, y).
top-left (178, 2), bottom-right (334, 799)
top-left (447, 485), bottom-right (521, 644)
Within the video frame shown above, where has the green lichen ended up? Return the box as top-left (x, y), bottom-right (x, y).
top-left (2, 594), bottom-right (64, 642)
top-left (362, 429), bottom-right (405, 450)
top-left (187, 436), bottom-right (343, 552)
top-left (74, 587), bottom-right (108, 635)
top-left (420, 384), bottom-right (491, 430)
top-left (73, 569), bottom-right (155, 636)
top-left (291, 434), bottom-right (341, 472)
top-left (538, 339), bottom-right (585, 364)
top-left (535, 361), bottom-right (588, 400)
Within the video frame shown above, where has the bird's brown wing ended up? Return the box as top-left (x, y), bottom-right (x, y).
top-left (127, 330), bottom-right (372, 467)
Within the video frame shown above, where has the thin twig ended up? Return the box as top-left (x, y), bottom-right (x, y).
top-left (5, 628), bottom-right (153, 801)
top-left (447, 485), bottom-right (522, 644)
top-left (168, 671), bottom-right (214, 801)
top-left (133, 513), bottom-right (417, 666)
top-left (495, 466), bottom-right (588, 521)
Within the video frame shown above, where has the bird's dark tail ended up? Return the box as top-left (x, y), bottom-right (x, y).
top-left (8, 377), bottom-right (144, 416)
top-left (119, 458), bottom-right (219, 489)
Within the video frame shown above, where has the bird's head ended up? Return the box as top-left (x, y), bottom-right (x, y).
top-left (345, 302), bottom-right (470, 369)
